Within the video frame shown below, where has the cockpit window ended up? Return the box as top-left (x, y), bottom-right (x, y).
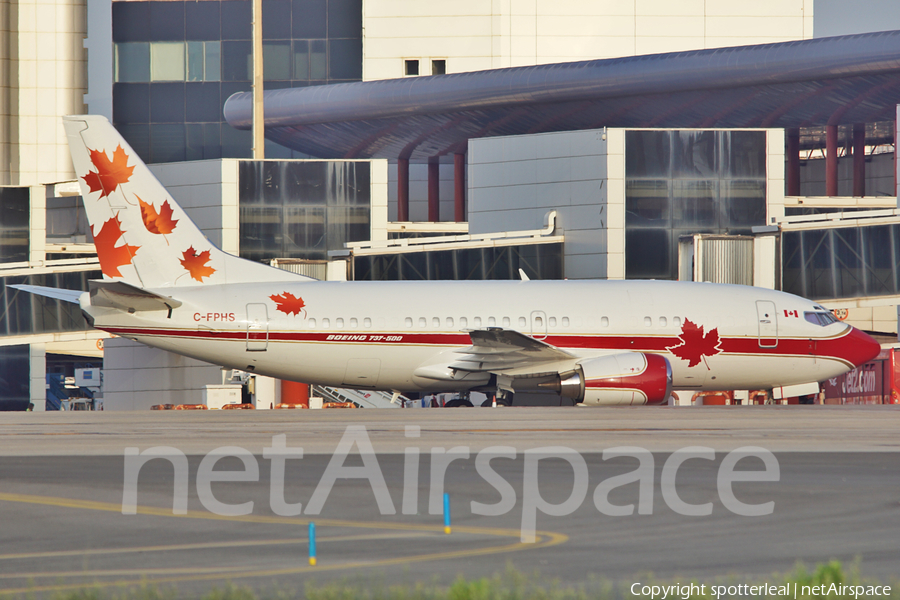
top-left (820, 311), bottom-right (839, 325)
top-left (805, 311), bottom-right (838, 326)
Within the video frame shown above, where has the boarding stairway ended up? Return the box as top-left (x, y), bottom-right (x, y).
top-left (312, 385), bottom-right (405, 408)
top-left (46, 374), bottom-right (67, 411)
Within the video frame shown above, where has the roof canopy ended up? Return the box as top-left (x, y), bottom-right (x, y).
top-left (224, 30), bottom-right (900, 161)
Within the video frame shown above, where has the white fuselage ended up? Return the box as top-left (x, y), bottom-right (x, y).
top-left (84, 279), bottom-right (877, 397)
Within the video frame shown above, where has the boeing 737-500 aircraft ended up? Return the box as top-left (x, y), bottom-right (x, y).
top-left (13, 116), bottom-right (881, 405)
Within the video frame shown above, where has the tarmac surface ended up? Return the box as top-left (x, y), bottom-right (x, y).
top-left (1, 407), bottom-right (899, 597)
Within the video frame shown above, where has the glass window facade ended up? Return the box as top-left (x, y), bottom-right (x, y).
top-left (0, 345), bottom-right (30, 410)
top-left (353, 243), bottom-right (564, 281)
top-left (625, 130), bottom-right (767, 280)
top-left (0, 188), bottom-right (30, 264)
top-left (46, 196), bottom-right (91, 241)
top-left (0, 271), bottom-right (98, 337)
top-left (783, 224), bottom-right (900, 300)
top-left (117, 42), bottom-right (219, 83)
top-left (112, 0), bottom-right (363, 163)
top-left (149, 42), bottom-right (186, 81)
top-left (238, 161), bottom-right (370, 261)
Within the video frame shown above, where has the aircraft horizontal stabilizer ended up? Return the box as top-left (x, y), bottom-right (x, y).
top-left (8, 285), bottom-right (84, 304)
top-left (451, 328), bottom-right (575, 372)
top-left (89, 280), bottom-right (182, 313)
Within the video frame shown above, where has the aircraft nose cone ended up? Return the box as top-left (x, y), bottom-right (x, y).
top-left (843, 327), bottom-right (881, 367)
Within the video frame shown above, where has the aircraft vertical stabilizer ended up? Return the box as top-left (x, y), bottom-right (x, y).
top-left (62, 115), bottom-right (304, 288)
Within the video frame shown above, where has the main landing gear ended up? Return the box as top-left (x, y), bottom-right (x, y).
top-left (480, 390), bottom-right (512, 407)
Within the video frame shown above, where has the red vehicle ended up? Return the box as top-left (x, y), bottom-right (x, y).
top-left (822, 347), bottom-right (900, 404)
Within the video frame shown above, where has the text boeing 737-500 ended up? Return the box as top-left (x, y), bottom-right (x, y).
top-left (12, 116), bottom-right (881, 406)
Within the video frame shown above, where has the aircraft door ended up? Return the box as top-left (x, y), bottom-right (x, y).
top-left (246, 303), bottom-right (269, 351)
top-left (756, 300), bottom-right (778, 348)
top-left (530, 311), bottom-right (547, 340)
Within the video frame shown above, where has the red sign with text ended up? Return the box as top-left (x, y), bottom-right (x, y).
top-left (822, 348), bottom-right (900, 404)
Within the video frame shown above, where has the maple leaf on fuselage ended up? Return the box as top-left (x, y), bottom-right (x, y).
top-left (179, 246), bottom-right (216, 282)
top-left (666, 319), bottom-right (722, 368)
top-left (92, 214), bottom-right (140, 278)
top-left (137, 195), bottom-right (179, 235)
top-left (270, 292), bottom-right (306, 316)
top-left (82, 145), bottom-right (135, 198)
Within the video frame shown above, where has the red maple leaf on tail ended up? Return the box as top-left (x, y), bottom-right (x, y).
top-left (138, 196), bottom-right (179, 236)
top-left (92, 215), bottom-right (140, 278)
top-left (270, 292), bottom-right (306, 316)
top-left (82, 145), bottom-right (135, 198)
top-left (179, 247), bottom-right (216, 282)
top-left (666, 319), bottom-right (722, 369)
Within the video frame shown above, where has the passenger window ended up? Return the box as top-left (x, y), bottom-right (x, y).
top-left (308, 318), bottom-right (316, 328)
top-left (474, 316), bottom-right (482, 327)
top-left (534, 316), bottom-right (543, 327)
top-left (488, 316), bottom-right (496, 326)
top-left (562, 317), bottom-right (570, 327)
top-left (446, 317), bottom-right (454, 328)
top-left (549, 317), bottom-right (557, 327)
top-left (432, 317), bottom-right (440, 328)
top-left (644, 316), bottom-right (652, 327)
top-left (418, 317), bottom-right (426, 328)
top-left (518, 316), bottom-right (526, 327)
top-left (659, 316), bottom-right (667, 327)
top-left (502, 317), bottom-right (510, 327)
top-left (674, 316), bottom-right (682, 327)
top-left (350, 318), bottom-right (358, 328)
top-left (601, 316), bottom-right (609, 327)
top-left (322, 318), bottom-right (330, 328)
top-left (336, 318), bottom-right (344, 328)
top-left (460, 317), bottom-right (468, 328)
top-left (404, 317), bottom-right (412, 328)
top-left (364, 317), bottom-right (371, 328)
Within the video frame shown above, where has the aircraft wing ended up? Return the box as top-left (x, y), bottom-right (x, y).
top-left (450, 328), bottom-right (576, 373)
top-left (8, 285), bottom-right (83, 304)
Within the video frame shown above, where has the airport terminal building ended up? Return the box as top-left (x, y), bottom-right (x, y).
top-left (3, 1), bottom-right (900, 409)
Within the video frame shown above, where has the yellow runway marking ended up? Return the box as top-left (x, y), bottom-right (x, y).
top-left (0, 492), bottom-right (568, 596)
top-left (0, 566), bottom-right (256, 579)
top-left (0, 532), bottom-right (435, 562)
top-left (0, 492), bottom-right (531, 537)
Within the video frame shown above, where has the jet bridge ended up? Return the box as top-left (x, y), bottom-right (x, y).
top-left (779, 207), bottom-right (900, 334)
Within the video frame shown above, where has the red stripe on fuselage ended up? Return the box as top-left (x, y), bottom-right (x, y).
top-left (101, 325), bottom-right (866, 367)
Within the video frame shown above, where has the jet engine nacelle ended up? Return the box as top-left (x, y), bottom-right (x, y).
top-left (556, 352), bottom-right (673, 406)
